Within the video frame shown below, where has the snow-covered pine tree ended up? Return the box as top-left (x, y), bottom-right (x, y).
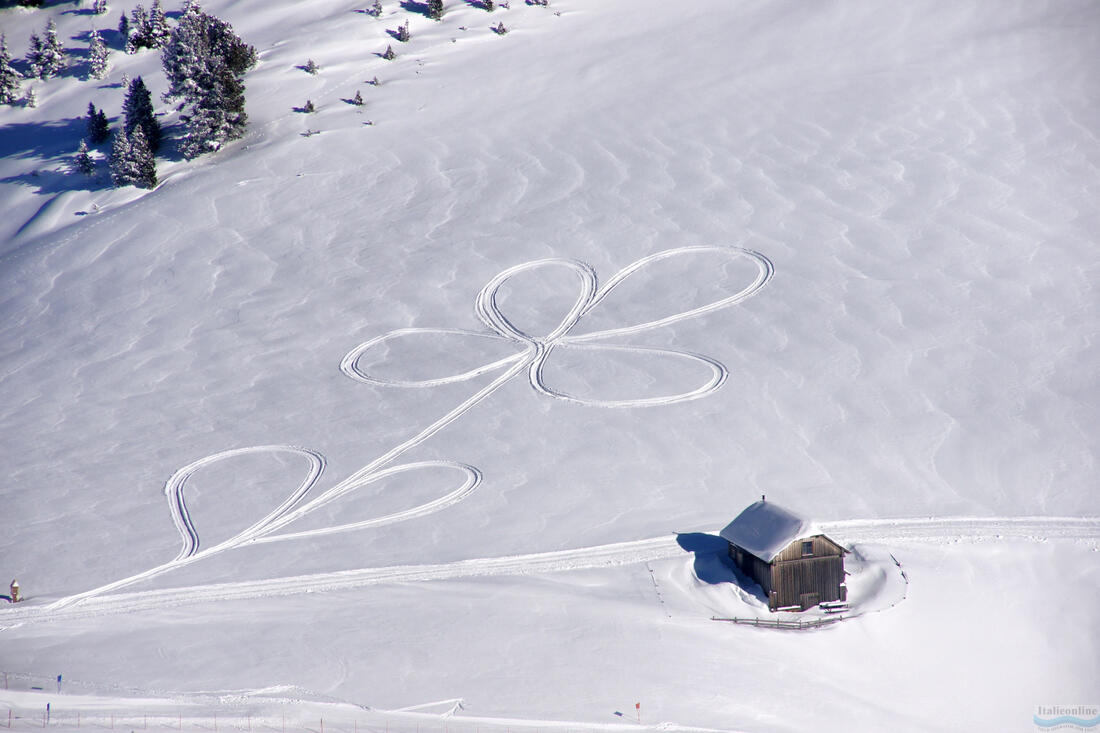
top-left (129, 123), bottom-right (157, 188)
top-left (109, 127), bottom-right (136, 186)
top-left (304, 58), bottom-right (318, 74)
top-left (0, 35), bottom-right (22, 105)
top-left (30, 20), bottom-right (68, 79)
top-left (491, 21), bottom-right (506, 34)
top-left (129, 5), bottom-right (150, 51)
top-left (162, 9), bottom-right (256, 157)
top-left (93, 0), bottom-right (108, 15)
top-left (74, 139), bottom-right (95, 175)
top-left (25, 32), bottom-right (44, 79)
top-left (381, 44), bottom-right (395, 60)
top-left (428, 0), bottom-right (443, 21)
top-left (484, 0), bottom-right (494, 11)
top-left (88, 28), bottom-right (109, 80)
top-left (147, 0), bottom-right (171, 49)
top-left (396, 21), bottom-right (410, 42)
top-left (352, 89), bottom-right (363, 106)
top-left (181, 0), bottom-right (201, 14)
top-left (366, 0), bottom-right (381, 17)
top-left (25, 85), bottom-right (36, 107)
top-left (302, 98), bottom-right (315, 112)
top-left (123, 76), bottom-right (161, 152)
top-left (175, 59), bottom-right (249, 158)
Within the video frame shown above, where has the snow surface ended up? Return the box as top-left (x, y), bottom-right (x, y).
top-left (717, 500), bottom-right (815, 562)
top-left (1, 0), bottom-right (1098, 731)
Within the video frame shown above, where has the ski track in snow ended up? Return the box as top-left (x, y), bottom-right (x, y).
top-left (42, 247), bottom-right (773, 613)
top-left (3, 516), bottom-right (1096, 627)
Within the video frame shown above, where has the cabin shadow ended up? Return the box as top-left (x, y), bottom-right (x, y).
top-left (676, 531), bottom-right (768, 602)
top-left (676, 532), bottom-right (735, 584)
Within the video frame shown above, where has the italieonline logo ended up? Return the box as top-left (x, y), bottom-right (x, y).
top-left (1034, 705), bottom-right (1100, 730)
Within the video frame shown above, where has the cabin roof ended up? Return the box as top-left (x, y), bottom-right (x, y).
top-left (718, 500), bottom-right (817, 562)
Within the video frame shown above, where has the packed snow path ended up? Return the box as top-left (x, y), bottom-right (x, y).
top-left (3, 516), bottom-right (1096, 627)
top-left (42, 247), bottom-right (773, 612)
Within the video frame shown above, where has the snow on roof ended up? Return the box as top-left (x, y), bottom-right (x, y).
top-left (718, 500), bottom-right (817, 562)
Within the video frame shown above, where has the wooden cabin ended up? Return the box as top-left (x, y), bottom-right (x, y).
top-left (719, 499), bottom-right (846, 612)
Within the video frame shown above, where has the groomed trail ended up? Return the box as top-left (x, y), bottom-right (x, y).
top-left (3, 516), bottom-right (1096, 627)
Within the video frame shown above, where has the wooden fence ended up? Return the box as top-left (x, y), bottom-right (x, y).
top-left (709, 615), bottom-right (843, 630)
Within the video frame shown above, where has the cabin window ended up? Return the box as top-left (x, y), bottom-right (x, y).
top-left (801, 540), bottom-right (813, 557)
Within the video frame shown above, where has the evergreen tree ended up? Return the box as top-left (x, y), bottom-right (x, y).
top-left (303, 58), bottom-right (318, 74)
top-left (123, 76), bottom-right (161, 152)
top-left (129, 123), bottom-right (157, 188)
top-left (93, 0), bottom-right (108, 15)
top-left (147, 0), bottom-right (171, 48)
top-left (428, 0), bottom-right (443, 21)
top-left (302, 98), bottom-right (315, 112)
top-left (0, 35), bottom-right (22, 105)
top-left (96, 107), bottom-right (110, 140)
top-left (381, 44), bottom-right (395, 60)
top-left (86, 102), bottom-right (112, 143)
top-left (484, 0), bottom-right (494, 11)
top-left (24, 84), bottom-right (36, 107)
top-left (351, 89), bottom-right (363, 106)
top-left (37, 19), bottom-right (67, 78)
top-left (109, 127), bottom-right (136, 186)
top-left (366, 0), bottom-right (381, 16)
top-left (25, 32), bottom-right (44, 79)
top-left (129, 5), bottom-right (150, 50)
top-left (162, 9), bottom-right (257, 157)
top-left (396, 21), bottom-right (409, 42)
top-left (117, 13), bottom-right (130, 50)
top-left (74, 139), bottom-right (95, 175)
top-left (88, 28), bottom-right (109, 80)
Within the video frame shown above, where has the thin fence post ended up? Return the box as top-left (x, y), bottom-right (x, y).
top-left (320, 718), bottom-right (324, 733)
top-left (111, 714), bottom-right (114, 730)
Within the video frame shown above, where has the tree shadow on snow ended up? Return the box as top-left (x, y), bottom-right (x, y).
top-left (0, 117), bottom-right (90, 160)
top-left (0, 166), bottom-right (110, 197)
top-left (399, 0), bottom-right (431, 16)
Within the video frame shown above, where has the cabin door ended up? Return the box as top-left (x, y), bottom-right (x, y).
top-left (799, 592), bottom-right (820, 611)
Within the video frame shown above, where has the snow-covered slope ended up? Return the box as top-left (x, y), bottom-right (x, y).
top-left (1, 0), bottom-right (1097, 730)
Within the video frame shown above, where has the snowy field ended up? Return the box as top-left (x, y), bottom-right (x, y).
top-left (1, 0), bottom-right (1098, 731)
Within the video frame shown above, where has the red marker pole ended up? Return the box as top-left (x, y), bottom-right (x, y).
top-left (636, 702), bottom-right (641, 723)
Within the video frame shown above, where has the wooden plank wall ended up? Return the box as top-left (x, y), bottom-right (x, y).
top-left (729, 534), bottom-right (846, 610)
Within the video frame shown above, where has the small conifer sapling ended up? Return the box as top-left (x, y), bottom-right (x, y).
top-left (75, 139), bottom-right (95, 175)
